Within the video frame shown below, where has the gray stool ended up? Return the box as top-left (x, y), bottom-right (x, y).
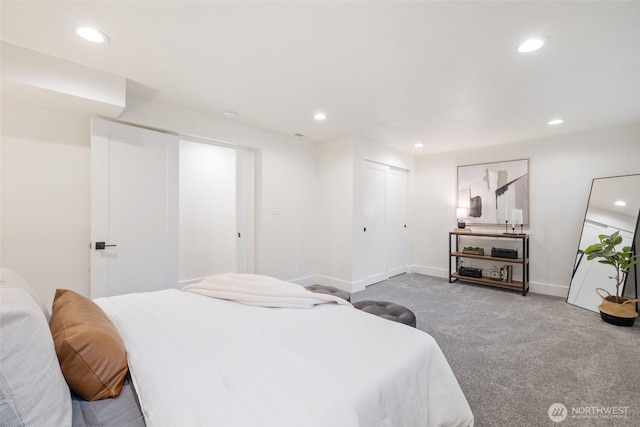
top-left (307, 284), bottom-right (351, 302)
top-left (353, 300), bottom-right (416, 327)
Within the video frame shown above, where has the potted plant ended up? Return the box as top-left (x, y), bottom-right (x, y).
top-left (584, 231), bottom-right (640, 326)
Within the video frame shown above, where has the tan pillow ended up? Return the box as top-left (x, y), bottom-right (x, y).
top-left (50, 289), bottom-right (128, 401)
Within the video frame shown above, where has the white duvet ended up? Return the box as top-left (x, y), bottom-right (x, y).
top-left (183, 273), bottom-right (352, 308)
top-left (95, 279), bottom-right (474, 427)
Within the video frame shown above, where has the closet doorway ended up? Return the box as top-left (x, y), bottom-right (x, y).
top-left (179, 140), bottom-right (255, 285)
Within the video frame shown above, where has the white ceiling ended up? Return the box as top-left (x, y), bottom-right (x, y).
top-left (1, 1), bottom-right (639, 154)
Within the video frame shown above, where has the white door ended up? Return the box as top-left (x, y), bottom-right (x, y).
top-left (363, 161), bottom-right (388, 286)
top-left (386, 167), bottom-right (408, 277)
top-left (91, 119), bottom-right (179, 298)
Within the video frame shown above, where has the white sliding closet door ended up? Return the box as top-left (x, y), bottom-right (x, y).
top-left (179, 140), bottom-right (237, 284)
top-left (363, 161), bottom-right (388, 285)
top-left (362, 161), bottom-right (409, 287)
top-left (386, 167), bottom-right (408, 277)
top-left (91, 119), bottom-right (179, 298)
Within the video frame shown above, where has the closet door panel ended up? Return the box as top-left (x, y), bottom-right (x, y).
top-left (386, 168), bottom-right (408, 277)
top-left (363, 161), bottom-right (388, 285)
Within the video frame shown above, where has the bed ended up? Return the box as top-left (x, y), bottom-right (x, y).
top-left (0, 269), bottom-right (474, 427)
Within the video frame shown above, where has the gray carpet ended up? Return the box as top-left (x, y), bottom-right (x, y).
top-left (351, 274), bottom-right (640, 427)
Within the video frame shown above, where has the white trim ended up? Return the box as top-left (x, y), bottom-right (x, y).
top-left (410, 265), bottom-right (448, 279)
top-left (529, 282), bottom-right (569, 298)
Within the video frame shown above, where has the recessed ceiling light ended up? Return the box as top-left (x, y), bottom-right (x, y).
top-left (313, 112), bottom-right (327, 121)
top-left (414, 143), bottom-right (424, 148)
top-left (548, 119), bottom-right (564, 126)
top-left (76, 26), bottom-right (109, 43)
top-left (615, 200), bottom-right (627, 207)
top-left (518, 38), bottom-right (544, 53)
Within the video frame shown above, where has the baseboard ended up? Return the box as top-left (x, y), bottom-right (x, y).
top-left (409, 265), bottom-right (448, 279)
top-left (529, 281), bottom-right (569, 298)
top-left (323, 276), bottom-right (365, 293)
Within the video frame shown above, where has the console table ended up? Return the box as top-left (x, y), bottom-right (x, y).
top-left (449, 231), bottom-right (530, 296)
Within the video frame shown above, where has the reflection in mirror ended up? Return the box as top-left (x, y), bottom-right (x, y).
top-left (567, 174), bottom-right (640, 312)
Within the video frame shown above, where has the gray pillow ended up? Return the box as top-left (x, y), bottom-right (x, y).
top-left (0, 268), bottom-right (50, 320)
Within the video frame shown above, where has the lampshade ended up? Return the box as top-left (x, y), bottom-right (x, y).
top-left (456, 207), bottom-right (468, 219)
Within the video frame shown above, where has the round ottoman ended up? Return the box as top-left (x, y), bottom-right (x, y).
top-left (353, 300), bottom-right (416, 327)
top-left (307, 284), bottom-right (351, 302)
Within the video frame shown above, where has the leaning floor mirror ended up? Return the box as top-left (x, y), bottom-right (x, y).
top-left (567, 174), bottom-right (640, 312)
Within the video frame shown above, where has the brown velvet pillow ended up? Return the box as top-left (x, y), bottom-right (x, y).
top-left (50, 289), bottom-right (128, 401)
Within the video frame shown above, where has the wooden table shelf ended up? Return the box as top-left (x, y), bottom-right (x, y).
top-left (449, 231), bottom-right (530, 296)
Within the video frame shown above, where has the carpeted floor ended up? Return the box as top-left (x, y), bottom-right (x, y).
top-left (351, 273), bottom-right (640, 427)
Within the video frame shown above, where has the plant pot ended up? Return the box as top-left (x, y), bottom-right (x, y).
top-left (596, 288), bottom-right (639, 327)
top-left (599, 311), bottom-right (636, 327)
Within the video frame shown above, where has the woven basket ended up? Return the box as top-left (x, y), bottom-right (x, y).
top-left (596, 288), bottom-right (640, 319)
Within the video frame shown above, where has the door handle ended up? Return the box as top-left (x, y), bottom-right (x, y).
top-left (95, 242), bottom-right (117, 250)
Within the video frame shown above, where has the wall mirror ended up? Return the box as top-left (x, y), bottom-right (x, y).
top-left (567, 174), bottom-right (640, 312)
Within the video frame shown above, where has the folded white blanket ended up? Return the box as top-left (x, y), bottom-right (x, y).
top-left (182, 274), bottom-right (352, 309)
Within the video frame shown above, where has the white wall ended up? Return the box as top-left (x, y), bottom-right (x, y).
top-left (317, 138), bottom-right (355, 287)
top-left (1, 101), bottom-right (91, 306)
top-left (411, 123), bottom-right (640, 297)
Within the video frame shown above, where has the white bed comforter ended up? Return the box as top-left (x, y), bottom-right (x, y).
top-left (95, 282), bottom-right (474, 427)
top-left (183, 273), bottom-right (352, 308)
